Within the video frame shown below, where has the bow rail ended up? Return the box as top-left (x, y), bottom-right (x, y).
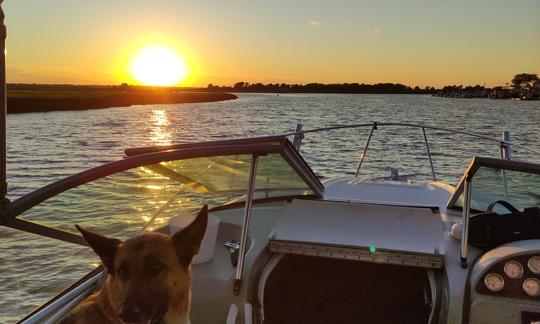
top-left (285, 122), bottom-right (540, 181)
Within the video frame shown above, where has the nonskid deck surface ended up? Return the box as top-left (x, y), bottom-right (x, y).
top-left (264, 254), bottom-right (431, 324)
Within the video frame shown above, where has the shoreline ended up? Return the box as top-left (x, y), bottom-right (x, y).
top-left (6, 84), bottom-right (237, 114)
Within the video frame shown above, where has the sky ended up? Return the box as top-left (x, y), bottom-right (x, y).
top-left (3, 0), bottom-right (540, 87)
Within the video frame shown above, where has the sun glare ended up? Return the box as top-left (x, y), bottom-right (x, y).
top-left (130, 46), bottom-right (189, 86)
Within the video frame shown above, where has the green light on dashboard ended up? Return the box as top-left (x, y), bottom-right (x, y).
top-left (369, 246), bottom-right (376, 253)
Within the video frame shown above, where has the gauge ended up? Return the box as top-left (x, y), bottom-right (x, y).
top-left (503, 261), bottom-right (523, 279)
top-left (522, 278), bottom-right (540, 297)
top-left (527, 256), bottom-right (540, 274)
top-left (484, 273), bottom-right (504, 292)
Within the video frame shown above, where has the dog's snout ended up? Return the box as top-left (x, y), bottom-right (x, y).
top-left (119, 302), bottom-right (144, 323)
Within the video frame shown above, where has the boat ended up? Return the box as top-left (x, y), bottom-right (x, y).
top-left (1, 5), bottom-right (540, 324)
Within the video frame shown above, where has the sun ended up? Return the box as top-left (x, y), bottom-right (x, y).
top-left (130, 46), bottom-right (189, 86)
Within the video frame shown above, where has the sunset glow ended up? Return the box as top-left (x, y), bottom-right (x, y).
top-left (3, 1), bottom-right (540, 87)
top-left (130, 46), bottom-right (189, 86)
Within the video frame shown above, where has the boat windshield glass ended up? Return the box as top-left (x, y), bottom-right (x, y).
top-left (449, 157), bottom-right (540, 212)
top-left (18, 153), bottom-right (315, 238)
top-left (4, 151), bottom-right (316, 321)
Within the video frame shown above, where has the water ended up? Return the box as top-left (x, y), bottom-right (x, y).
top-left (1, 93), bottom-right (539, 321)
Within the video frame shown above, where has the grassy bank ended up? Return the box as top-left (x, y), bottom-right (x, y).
top-left (6, 84), bottom-right (237, 114)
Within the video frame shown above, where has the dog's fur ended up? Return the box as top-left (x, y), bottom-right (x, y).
top-left (61, 205), bottom-right (208, 324)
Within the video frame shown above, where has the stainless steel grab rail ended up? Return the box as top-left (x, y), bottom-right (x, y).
top-left (283, 121), bottom-right (540, 180)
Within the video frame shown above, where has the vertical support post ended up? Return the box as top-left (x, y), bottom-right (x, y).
top-left (234, 154), bottom-right (258, 295)
top-left (355, 122), bottom-right (377, 177)
top-left (0, 1), bottom-right (7, 201)
top-left (499, 131), bottom-right (511, 199)
top-left (500, 131), bottom-right (511, 160)
top-left (460, 178), bottom-right (472, 268)
top-left (292, 123), bottom-right (303, 151)
top-left (422, 127), bottom-right (437, 182)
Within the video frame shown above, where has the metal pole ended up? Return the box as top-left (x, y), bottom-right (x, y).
top-left (460, 178), bottom-right (472, 268)
top-left (292, 123), bottom-right (303, 151)
top-left (0, 1), bottom-right (7, 200)
top-left (355, 122), bottom-right (377, 177)
top-left (422, 127), bottom-right (437, 182)
top-left (500, 131), bottom-right (511, 160)
top-left (234, 154), bottom-right (258, 295)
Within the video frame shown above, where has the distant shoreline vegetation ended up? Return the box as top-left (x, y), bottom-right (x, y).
top-left (6, 84), bottom-right (237, 114)
top-left (207, 73), bottom-right (540, 100)
top-left (207, 82), bottom-right (436, 94)
top-left (434, 73), bottom-right (540, 100)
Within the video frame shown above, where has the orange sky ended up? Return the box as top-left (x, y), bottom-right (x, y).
top-left (3, 0), bottom-right (540, 87)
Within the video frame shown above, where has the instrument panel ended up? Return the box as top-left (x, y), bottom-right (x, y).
top-left (477, 253), bottom-right (540, 300)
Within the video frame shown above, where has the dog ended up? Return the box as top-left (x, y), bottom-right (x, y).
top-left (61, 205), bottom-right (208, 324)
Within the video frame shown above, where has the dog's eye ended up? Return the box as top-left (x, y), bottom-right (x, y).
top-left (117, 267), bottom-right (128, 278)
top-left (150, 262), bottom-right (164, 274)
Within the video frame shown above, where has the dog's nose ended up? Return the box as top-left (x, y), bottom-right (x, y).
top-left (119, 303), bottom-right (144, 323)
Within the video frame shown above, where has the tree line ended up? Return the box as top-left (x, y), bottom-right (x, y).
top-left (207, 82), bottom-right (436, 94)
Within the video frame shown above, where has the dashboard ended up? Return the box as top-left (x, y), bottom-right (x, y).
top-left (477, 253), bottom-right (540, 300)
top-left (468, 241), bottom-right (540, 324)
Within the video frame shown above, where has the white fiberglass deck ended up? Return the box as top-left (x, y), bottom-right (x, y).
top-left (270, 199), bottom-right (446, 268)
top-left (323, 177), bottom-right (455, 210)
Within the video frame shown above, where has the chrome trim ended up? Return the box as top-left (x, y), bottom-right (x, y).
top-left (484, 273), bottom-right (505, 292)
top-left (460, 178), bottom-right (472, 268)
top-left (282, 122), bottom-right (538, 155)
top-left (422, 127), bottom-right (437, 182)
top-left (292, 123), bottom-right (303, 151)
top-left (234, 154), bottom-right (258, 295)
top-left (0, 1), bottom-right (6, 200)
top-left (20, 272), bottom-right (101, 323)
top-left (355, 122), bottom-right (377, 177)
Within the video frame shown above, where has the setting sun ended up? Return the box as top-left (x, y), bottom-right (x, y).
top-left (130, 46), bottom-right (189, 86)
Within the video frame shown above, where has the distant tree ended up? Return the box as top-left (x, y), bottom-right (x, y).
top-left (511, 73), bottom-right (539, 88)
top-left (233, 82), bottom-right (246, 89)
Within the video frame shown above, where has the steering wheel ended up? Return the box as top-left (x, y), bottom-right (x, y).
top-left (486, 200), bottom-right (520, 214)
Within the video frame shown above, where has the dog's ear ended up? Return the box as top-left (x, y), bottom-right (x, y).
top-left (171, 205), bottom-right (208, 266)
top-left (76, 225), bottom-right (122, 274)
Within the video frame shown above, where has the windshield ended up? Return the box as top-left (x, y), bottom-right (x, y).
top-left (448, 157), bottom-right (540, 212)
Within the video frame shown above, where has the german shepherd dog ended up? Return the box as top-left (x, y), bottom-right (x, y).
top-left (61, 205), bottom-right (208, 324)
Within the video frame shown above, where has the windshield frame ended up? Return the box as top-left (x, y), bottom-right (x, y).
top-left (3, 137), bottom-right (323, 245)
top-left (446, 156), bottom-right (540, 210)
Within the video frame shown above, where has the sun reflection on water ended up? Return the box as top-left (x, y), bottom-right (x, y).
top-left (150, 109), bottom-right (172, 145)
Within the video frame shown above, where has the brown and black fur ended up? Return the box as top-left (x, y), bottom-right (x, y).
top-left (61, 205), bottom-right (208, 324)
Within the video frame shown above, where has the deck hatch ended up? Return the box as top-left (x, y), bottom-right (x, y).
top-left (270, 199), bottom-right (446, 269)
top-left (269, 240), bottom-right (444, 269)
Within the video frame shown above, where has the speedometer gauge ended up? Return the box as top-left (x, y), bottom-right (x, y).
top-left (522, 278), bottom-right (540, 297)
top-left (484, 273), bottom-right (504, 292)
top-left (527, 256), bottom-right (540, 274)
top-left (503, 261), bottom-right (523, 279)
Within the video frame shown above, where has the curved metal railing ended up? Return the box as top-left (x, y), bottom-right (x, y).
top-left (282, 121), bottom-right (540, 181)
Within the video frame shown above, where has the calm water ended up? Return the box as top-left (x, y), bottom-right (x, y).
top-left (1, 93), bottom-right (540, 321)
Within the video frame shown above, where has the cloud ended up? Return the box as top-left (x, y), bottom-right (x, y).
top-left (309, 20), bottom-right (320, 27)
top-left (371, 28), bottom-right (382, 35)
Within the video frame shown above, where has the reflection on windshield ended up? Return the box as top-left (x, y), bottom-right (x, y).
top-left (18, 153), bottom-right (314, 238)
